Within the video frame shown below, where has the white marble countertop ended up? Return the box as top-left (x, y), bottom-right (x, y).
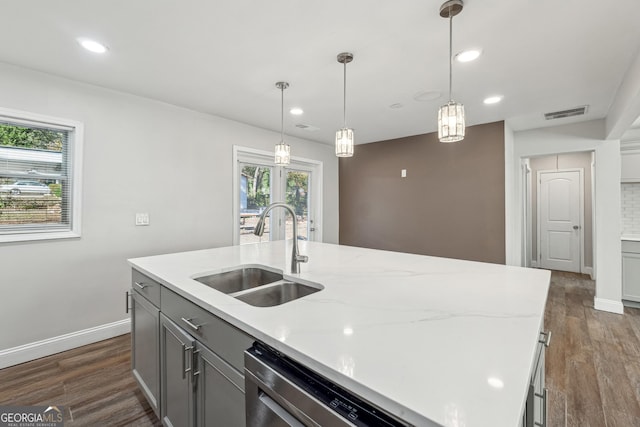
top-left (129, 241), bottom-right (550, 427)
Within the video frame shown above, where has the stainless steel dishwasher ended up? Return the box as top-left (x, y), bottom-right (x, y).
top-left (244, 342), bottom-right (411, 427)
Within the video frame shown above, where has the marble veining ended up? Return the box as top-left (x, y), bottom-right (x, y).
top-left (129, 241), bottom-right (550, 427)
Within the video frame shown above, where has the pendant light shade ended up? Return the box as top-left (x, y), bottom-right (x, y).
top-left (438, 0), bottom-right (465, 143)
top-left (335, 52), bottom-right (354, 157)
top-left (438, 101), bottom-right (465, 142)
top-left (274, 81), bottom-right (290, 165)
top-left (335, 128), bottom-right (354, 157)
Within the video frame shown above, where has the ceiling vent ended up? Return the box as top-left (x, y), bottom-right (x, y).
top-left (544, 106), bottom-right (588, 120)
top-left (295, 123), bottom-right (319, 132)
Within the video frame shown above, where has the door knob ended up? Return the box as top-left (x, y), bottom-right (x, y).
top-left (573, 225), bottom-right (580, 230)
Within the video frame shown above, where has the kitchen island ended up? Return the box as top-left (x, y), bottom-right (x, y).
top-left (128, 240), bottom-right (550, 427)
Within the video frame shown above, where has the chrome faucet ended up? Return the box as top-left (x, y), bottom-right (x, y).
top-left (254, 202), bottom-right (309, 273)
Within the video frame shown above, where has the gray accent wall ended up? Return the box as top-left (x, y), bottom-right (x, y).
top-left (339, 121), bottom-right (506, 264)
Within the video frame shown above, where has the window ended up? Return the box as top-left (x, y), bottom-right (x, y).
top-left (233, 146), bottom-right (322, 245)
top-left (0, 107), bottom-right (83, 242)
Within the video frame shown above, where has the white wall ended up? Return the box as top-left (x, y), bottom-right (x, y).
top-left (0, 62), bottom-right (338, 361)
top-left (506, 119), bottom-right (623, 314)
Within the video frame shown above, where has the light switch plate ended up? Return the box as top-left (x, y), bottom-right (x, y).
top-left (135, 213), bottom-right (150, 226)
top-left (401, 169), bottom-right (407, 178)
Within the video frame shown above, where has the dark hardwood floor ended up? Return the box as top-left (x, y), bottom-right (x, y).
top-left (545, 271), bottom-right (640, 427)
top-left (0, 334), bottom-right (161, 426)
top-left (1, 271), bottom-right (639, 426)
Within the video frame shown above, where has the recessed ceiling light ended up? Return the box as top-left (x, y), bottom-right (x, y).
top-left (77, 38), bottom-right (108, 54)
top-left (455, 49), bottom-right (481, 63)
top-left (483, 95), bottom-right (503, 105)
top-left (487, 377), bottom-right (504, 389)
top-left (289, 107), bottom-right (304, 115)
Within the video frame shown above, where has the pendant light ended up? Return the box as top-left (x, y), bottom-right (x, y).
top-left (438, 0), bottom-right (465, 143)
top-left (335, 52), bottom-right (354, 157)
top-left (274, 81), bottom-right (290, 165)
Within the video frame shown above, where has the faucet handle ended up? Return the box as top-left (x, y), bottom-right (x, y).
top-left (296, 255), bottom-right (309, 263)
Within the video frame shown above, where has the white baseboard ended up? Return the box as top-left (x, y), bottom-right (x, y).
top-left (582, 266), bottom-right (593, 278)
top-left (623, 299), bottom-right (640, 309)
top-left (594, 297), bottom-right (624, 314)
top-left (531, 260), bottom-right (539, 268)
top-left (0, 318), bottom-right (131, 369)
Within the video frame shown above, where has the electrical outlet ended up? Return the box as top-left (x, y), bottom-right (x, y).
top-left (401, 169), bottom-right (407, 178)
top-left (135, 213), bottom-right (150, 226)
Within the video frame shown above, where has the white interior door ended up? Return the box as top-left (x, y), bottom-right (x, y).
top-left (538, 170), bottom-right (582, 272)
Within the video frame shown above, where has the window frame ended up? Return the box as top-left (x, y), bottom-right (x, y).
top-left (0, 107), bottom-right (84, 243)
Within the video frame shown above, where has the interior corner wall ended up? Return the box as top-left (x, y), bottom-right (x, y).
top-left (0, 62), bottom-right (338, 353)
top-left (509, 119), bottom-right (623, 314)
top-left (529, 152), bottom-right (594, 268)
top-left (339, 121), bottom-right (506, 264)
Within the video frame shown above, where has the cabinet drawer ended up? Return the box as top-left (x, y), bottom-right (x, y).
top-left (161, 287), bottom-right (254, 372)
top-left (622, 240), bottom-right (640, 253)
top-left (132, 270), bottom-right (161, 307)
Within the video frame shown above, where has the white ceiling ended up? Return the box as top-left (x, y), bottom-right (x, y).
top-left (1, 0), bottom-right (640, 145)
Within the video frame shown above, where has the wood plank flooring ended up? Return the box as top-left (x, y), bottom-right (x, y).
top-left (0, 334), bottom-right (161, 426)
top-left (545, 271), bottom-right (640, 427)
top-left (0, 271), bottom-right (639, 426)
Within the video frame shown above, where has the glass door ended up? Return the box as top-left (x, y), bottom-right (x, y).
top-left (233, 146), bottom-right (322, 245)
top-left (238, 163), bottom-right (273, 245)
top-left (283, 168), bottom-right (312, 242)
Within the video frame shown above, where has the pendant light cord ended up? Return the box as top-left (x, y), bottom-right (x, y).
top-left (343, 60), bottom-right (347, 127)
top-left (280, 85), bottom-right (284, 142)
top-left (448, 9), bottom-right (453, 102)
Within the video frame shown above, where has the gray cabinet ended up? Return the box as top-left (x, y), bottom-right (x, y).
top-left (154, 285), bottom-right (250, 427)
top-left (160, 313), bottom-right (196, 427)
top-left (129, 271), bottom-right (161, 418)
top-left (524, 330), bottom-right (550, 427)
top-left (196, 342), bottom-right (245, 427)
top-left (622, 241), bottom-right (640, 303)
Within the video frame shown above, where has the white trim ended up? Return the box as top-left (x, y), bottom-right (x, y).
top-left (591, 152), bottom-right (597, 280)
top-left (0, 319), bottom-right (130, 369)
top-left (523, 159), bottom-right (532, 267)
top-left (0, 106), bottom-right (84, 243)
top-left (583, 266), bottom-right (593, 278)
top-left (594, 297), bottom-right (624, 314)
top-left (531, 260), bottom-right (539, 268)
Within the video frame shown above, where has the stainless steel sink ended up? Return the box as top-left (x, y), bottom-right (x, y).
top-left (234, 281), bottom-right (321, 307)
top-left (193, 267), bottom-right (283, 294)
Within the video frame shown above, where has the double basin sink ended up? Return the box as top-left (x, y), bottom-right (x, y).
top-left (193, 266), bottom-right (322, 307)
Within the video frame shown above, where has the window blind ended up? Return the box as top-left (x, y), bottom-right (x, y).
top-left (0, 119), bottom-right (74, 234)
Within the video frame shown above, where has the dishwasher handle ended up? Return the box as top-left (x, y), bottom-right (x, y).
top-left (258, 391), bottom-right (305, 427)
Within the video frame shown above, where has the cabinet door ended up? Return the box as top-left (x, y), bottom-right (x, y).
top-left (160, 314), bottom-right (196, 427)
top-left (131, 291), bottom-right (160, 416)
top-left (623, 252), bottom-right (640, 301)
top-left (621, 152), bottom-right (640, 182)
top-left (196, 343), bottom-right (245, 427)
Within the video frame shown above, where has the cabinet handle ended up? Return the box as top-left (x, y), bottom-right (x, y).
top-left (181, 317), bottom-right (202, 331)
top-left (125, 291), bottom-right (131, 314)
top-left (534, 388), bottom-right (547, 427)
top-left (134, 281), bottom-right (148, 290)
top-left (539, 331), bottom-right (552, 347)
top-left (192, 349), bottom-right (201, 378)
top-left (182, 345), bottom-right (193, 379)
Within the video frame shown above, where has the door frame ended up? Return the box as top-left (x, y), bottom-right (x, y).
top-left (232, 145), bottom-right (323, 245)
top-left (535, 168), bottom-right (585, 273)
